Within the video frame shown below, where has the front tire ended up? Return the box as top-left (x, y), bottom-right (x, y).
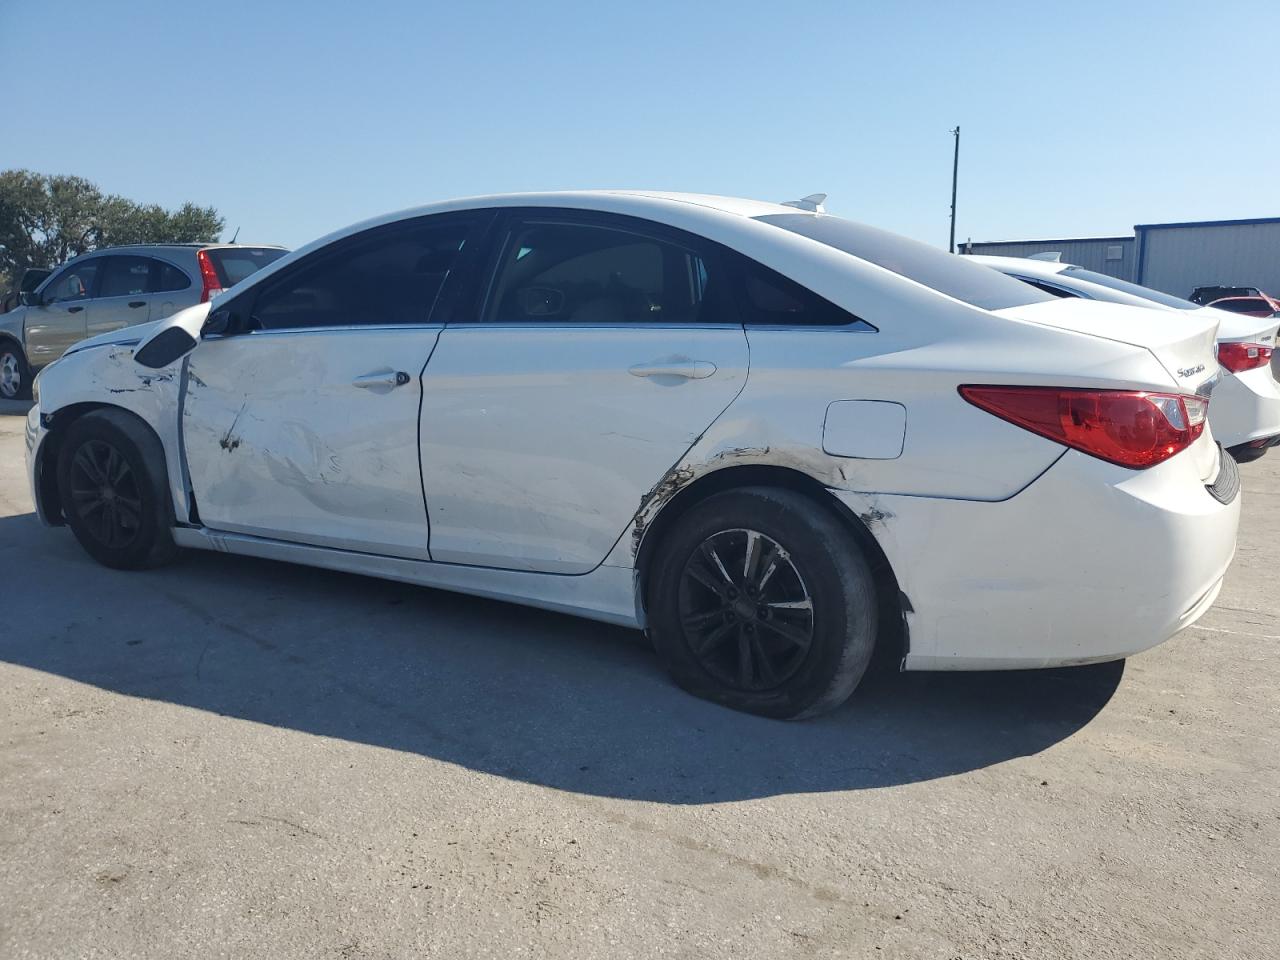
top-left (646, 487), bottom-right (877, 719)
top-left (0, 342), bottom-right (30, 400)
top-left (56, 409), bottom-right (179, 570)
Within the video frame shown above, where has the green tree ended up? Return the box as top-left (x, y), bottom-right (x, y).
top-left (0, 169), bottom-right (224, 289)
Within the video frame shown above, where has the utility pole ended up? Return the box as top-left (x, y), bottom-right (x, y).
top-left (948, 126), bottom-right (960, 253)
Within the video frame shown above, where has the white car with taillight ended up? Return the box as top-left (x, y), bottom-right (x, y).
top-left (968, 254), bottom-right (1280, 462)
top-left (24, 192), bottom-right (1240, 718)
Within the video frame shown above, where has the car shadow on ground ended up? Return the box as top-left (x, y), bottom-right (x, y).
top-left (0, 511), bottom-right (1123, 803)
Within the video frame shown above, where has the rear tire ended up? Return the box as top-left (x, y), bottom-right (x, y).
top-left (56, 409), bottom-right (179, 570)
top-left (0, 341), bottom-right (30, 400)
top-left (646, 486), bottom-right (877, 719)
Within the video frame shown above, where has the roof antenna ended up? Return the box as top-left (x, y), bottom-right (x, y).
top-left (781, 193), bottom-right (827, 213)
top-left (229, 225), bottom-right (240, 244)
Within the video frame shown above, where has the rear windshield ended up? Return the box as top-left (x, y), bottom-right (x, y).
top-left (755, 213), bottom-right (1054, 310)
top-left (1194, 286), bottom-right (1257, 303)
top-left (1060, 266), bottom-right (1199, 310)
top-left (205, 247), bottom-right (288, 287)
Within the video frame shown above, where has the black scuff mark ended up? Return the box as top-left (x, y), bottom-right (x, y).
top-left (219, 402), bottom-right (247, 452)
top-left (859, 506), bottom-right (893, 526)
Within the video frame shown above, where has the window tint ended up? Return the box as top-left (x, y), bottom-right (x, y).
top-left (1015, 277), bottom-right (1081, 299)
top-left (250, 220), bottom-right (474, 330)
top-left (98, 256), bottom-right (155, 298)
top-left (1060, 266), bottom-right (1199, 310)
top-left (485, 220), bottom-right (720, 324)
top-left (154, 260), bottom-right (191, 292)
top-left (737, 257), bottom-right (873, 327)
top-left (42, 260), bottom-right (101, 303)
top-left (756, 213), bottom-right (1055, 310)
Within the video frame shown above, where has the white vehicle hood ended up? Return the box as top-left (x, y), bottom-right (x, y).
top-left (995, 298), bottom-right (1220, 394)
top-left (63, 318), bottom-right (163, 357)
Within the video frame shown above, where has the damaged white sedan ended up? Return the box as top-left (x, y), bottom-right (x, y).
top-left (25, 192), bottom-right (1240, 718)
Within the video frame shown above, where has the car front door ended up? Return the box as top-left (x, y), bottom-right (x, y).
top-left (182, 212), bottom-right (491, 560)
top-left (419, 210), bottom-right (750, 574)
top-left (24, 259), bottom-right (101, 365)
top-left (88, 255), bottom-right (157, 337)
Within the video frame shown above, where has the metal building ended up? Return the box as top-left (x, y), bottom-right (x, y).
top-left (1134, 217), bottom-right (1280, 298)
top-left (961, 236), bottom-right (1135, 280)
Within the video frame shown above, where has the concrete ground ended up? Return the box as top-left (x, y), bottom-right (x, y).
top-left (0, 397), bottom-right (1276, 959)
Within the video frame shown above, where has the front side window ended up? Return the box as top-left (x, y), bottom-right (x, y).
top-left (485, 220), bottom-right (719, 324)
top-left (98, 256), bottom-right (155, 298)
top-left (756, 213), bottom-right (1055, 310)
top-left (41, 260), bottom-right (101, 303)
top-left (250, 219), bottom-right (476, 330)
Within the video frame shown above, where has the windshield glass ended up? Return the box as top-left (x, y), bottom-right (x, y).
top-left (206, 247), bottom-right (289, 287)
top-left (755, 214), bottom-right (1055, 310)
top-left (1061, 266), bottom-right (1199, 310)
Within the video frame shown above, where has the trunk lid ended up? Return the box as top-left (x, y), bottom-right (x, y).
top-left (1200, 304), bottom-right (1279, 346)
top-left (995, 298), bottom-right (1220, 395)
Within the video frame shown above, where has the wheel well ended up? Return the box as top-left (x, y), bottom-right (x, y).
top-left (635, 464), bottom-right (909, 666)
top-left (35, 402), bottom-right (119, 525)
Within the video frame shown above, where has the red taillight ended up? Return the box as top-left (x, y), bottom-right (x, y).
top-left (1217, 341), bottom-right (1273, 373)
top-left (196, 249), bottom-right (223, 303)
top-left (959, 385), bottom-right (1207, 469)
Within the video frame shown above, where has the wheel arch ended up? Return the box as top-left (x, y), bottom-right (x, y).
top-left (34, 402), bottom-right (159, 526)
top-left (635, 463), bottom-right (909, 666)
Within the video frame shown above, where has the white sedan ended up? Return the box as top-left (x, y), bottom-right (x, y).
top-left (25, 192), bottom-right (1239, 718)
top-left (968, 254), bottom-right (1280, 461)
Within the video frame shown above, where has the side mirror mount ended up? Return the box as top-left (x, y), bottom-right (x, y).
top-left (133, 302), bottom-right (211, 369)
top-left (202, 308), bottom-right (232, 337)
top-left (18, 291), bottom-right (39, 307)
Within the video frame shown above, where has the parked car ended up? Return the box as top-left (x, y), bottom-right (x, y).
top-left (0, 243), bottom-right (287, 399)
top-left (0, 267), bottom-right (53, 314)
top-left (966, 255), bottom-right (1280, 462)
top-left (1205, 296), bottom-right (1279, 319)
top-left (1190, 285), bottom-right (1280, 313)
top-left (25, 192), bottom-right (1238, 718)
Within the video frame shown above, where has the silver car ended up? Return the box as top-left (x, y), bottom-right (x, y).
top-left (0, 243), bottom-right (288, 399)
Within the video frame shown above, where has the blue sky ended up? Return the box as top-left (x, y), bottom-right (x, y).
top-left (3, 1), bottom-right (1277, 250)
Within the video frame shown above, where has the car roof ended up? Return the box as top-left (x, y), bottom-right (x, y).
top-left (96, 242), bottom-right (289, 251)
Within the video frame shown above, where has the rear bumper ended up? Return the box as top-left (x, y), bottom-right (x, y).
top-left (833, 441), bottom-right (1240, 670)
top-left (1209, 364), bottom-right (1280, 448)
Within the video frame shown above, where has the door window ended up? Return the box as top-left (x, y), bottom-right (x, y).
top-left (154, 261), bottom-right (192, 292)
top-left (737, 257), bottom-right (874, 327)
top-left (41, 261), bottom-right (101, 303)
top-left (98, 256), bottom-right (156, 298)
top-left (484, 220), bottom-right (721, 324)
top-left (249, 219), bottom-right (478, 330)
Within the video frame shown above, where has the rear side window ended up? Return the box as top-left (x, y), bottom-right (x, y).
top-left (250, 219), bottom-right (476, 330)
top-left (205, 247), bottom-right (289, 287)
top-left (756, 213), bottom-right (1055, 310)
top-left (98, 256), bottom-right (155, 298)
top-left (42, 260), bottom-right (101, 303)
top-left (484, 220), bottom-right (723, 324)
top-left (1015, 277), bottom-right (1080, 299)
top-left (737, 256), bottom-right (874, 327)
top-left (154, 261), bottom-right (191, 292)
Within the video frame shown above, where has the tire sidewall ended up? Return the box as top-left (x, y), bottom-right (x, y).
top-left (647, 487), bottom-right (877, 719)
top-left (56, 411), bottom-right (174, 569)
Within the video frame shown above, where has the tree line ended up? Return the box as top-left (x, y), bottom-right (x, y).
top-left (0, 169), bottom-right (224, 289)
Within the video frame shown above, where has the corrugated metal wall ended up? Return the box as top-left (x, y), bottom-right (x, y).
top-left (1136, 220), bottom-right (1280, 298)
top-left (962, 238), bottom-right (1135, 280)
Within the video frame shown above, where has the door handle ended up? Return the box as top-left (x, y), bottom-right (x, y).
top-left (67, 305), bottom-right (84, 313)
top-left (352, 370), bottom-right (412, 389)
top-left (628, 360), bottom-right (718, 380)
top-left (128, 300), bottom-right (146, 308)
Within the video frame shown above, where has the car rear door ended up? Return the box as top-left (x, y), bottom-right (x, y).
top-left (419, 209), bottom-right (750, 574)
top-left (182, 212), bottom-right (492, 559)
top-left (88, 255), bottom-right (157, 336)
